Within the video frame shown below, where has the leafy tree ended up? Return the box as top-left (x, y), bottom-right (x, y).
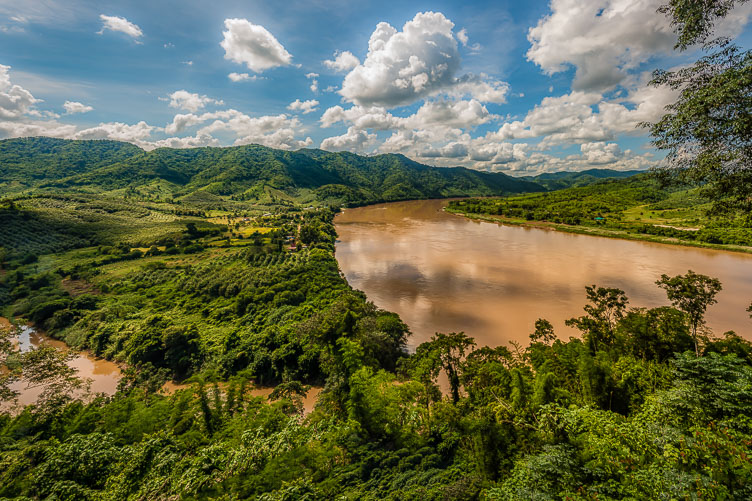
top-left (658, 0), bottom-right (750, 50)
top-left (656, 270), bottom-right (722, 355)
top-left (647, 1), bottom-right (752, 215)
top-left (566, 285), bottom-right (628, 351)
top-left (414, 332), bottom-right (476, 404)
top-left (529, 318), bottom-right (556, 344)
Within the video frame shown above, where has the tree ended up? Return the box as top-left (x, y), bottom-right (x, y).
top-left (530, 318), bottom-right (556, 344)
top-left (646, 1), bottom-right (752, 215)
top-left (566, 286), bottom-right (629, 351)
top-left (656, 270), bottom-right (722, 355)
top-left (414, 332), bottom-right (476, 404)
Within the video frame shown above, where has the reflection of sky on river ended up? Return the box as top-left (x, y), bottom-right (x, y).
top-left (335, 199), bottom-right (752, 350)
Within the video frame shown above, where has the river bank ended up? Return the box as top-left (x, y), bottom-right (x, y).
top-left (445, 208), bottom-right (752, 255)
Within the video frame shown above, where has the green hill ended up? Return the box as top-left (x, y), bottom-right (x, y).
top-left (0, 137), bottom-right (142, 195)
top-left (0, 138), bottom-right (544, 205)
top-left (522, 168), bottom-right (644, 190)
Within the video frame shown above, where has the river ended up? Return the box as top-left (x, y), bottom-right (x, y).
top-left (334, 199), bottom-right (752, 349)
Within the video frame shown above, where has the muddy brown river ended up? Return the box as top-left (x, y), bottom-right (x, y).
top-left (334, 199), bottom-right (752, 349)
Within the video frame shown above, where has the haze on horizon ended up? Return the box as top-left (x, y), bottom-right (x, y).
top-left (1, 0), bottom-right (751, 176)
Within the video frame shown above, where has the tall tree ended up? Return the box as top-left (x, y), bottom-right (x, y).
top-left (646, 1), bottom-right (752, 216)
top-left (656, 270), bottom-right (722, 355)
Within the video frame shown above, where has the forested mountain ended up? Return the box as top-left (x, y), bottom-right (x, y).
top-left (0, 137), bottom-right (543, 204)
top-left (0, 137), bottom-right (142, 194)
top-left (522, 168), bottom-right (644, 190)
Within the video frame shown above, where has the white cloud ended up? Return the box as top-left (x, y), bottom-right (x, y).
top-left (340, 12), bottom-right (462, 107)
top-left (162, 109), bottom-right (312, 150)
top-left (338, 12), bottom-right (508, 107)
top-left (324, 50), bottom-right (360, 72)
top-left (151, 134), bottom-right (221, 149)
top-left (456, 28), bottom-right (469, 46)
top-left (74, 121), bottom-right (156, 144)
top-left (0, 64), bottom-right (39, 120)
top-left (220, 18), bottom-right (293, 72)
top-left (321, 127), bottom-right (378, 153)
top-left (495, 81), bottom-right (677, 147)
top-left (167, 90), bottom-right (223, 112)
top-left (63, 101), bottom-right (93, 114)
top-left (97, 14), bottom-right (143, 40)
top-left (228, 72), bottom-right (260, 82)
top-left (321, 98), bottom-right (493, 133)
top-left (580, 141), bottom-right (623, 164)
top-left (306, 72), bottom-right (319, 93)
top-left (287, 99), bottom-right (319, 114)
top-left (444, 74), bottom-right (508, 103)
top-left (0, 119), bottom-right (77, 140)
top-left (526, 0), bottom-right (677, 91)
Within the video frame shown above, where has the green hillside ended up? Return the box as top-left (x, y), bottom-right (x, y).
top-left (522, 168), bottom-right (644, 190)
top-left (0, 138), bottom-right (543, 205)
top-left (0, 137), bottom-right (142, 195)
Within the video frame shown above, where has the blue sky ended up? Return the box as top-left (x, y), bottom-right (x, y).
top-left (1, 0), bottom-right (751, 174)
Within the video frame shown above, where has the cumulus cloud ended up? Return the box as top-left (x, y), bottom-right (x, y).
top-left (526, 0), bottom-right (677, 91)
top-left (338, 12), bottom-right (509, 107)
top-left (97, 14), bottom-right (143, 40)
top-left (220, 18), bottom-right (293, 72)
top-left (321, 127), bottom-right (378, 153)
top-left (320, 98), bottom-right (493, 133)
top-left (75, 121), bottom-right (156, 144)
top-left (63, 101), bottom-right (93, 114)
top-left (495, 81), bottom-right (677, 147)
top-left (228, 72), bottom-right (260, 82)
top-left (167, 90), bottom-right (223, 112)
top-left (0, 64), bottom-right (39, 120)
top-left (456, 28), bottom-right (469, 46)
top-left (163, 109), bottom-right (311, 150)
top-left (580, 141), bottom-right (623, 164)
top-left (150, 134), bottom-right (221, 149)
top-left (340, 12), bottom-right (462, 107)
top-left (444, 74), bottom-right (508, 103)
top-left (287, 99), bottom-right (319, 114)
top-left (324, 50), bottom-right (360, 72)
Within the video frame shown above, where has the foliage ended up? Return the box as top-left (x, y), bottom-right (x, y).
top-left (447, 173), bottom-right (752, 247)
top-left (646, 1), bottom-right (752, 216)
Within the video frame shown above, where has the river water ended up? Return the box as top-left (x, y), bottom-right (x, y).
top-left (334, 199), bottom-right (752, 349)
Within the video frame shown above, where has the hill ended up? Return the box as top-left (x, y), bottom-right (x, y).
top-left (0, 138), bottom-right (543, 205)
top-left (522, 168), bottom-right (644, 190)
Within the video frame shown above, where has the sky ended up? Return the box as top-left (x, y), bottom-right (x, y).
top-left (1, 0), bottom-right (751, 175)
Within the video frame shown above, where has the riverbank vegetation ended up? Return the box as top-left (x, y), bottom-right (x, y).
top-left (446, 173), bottom-right (752, 250)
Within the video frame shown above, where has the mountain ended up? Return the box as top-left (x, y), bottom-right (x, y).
top-left (0, 137), bottom-right (544, 205)
top-left (522, 168), bottom-right (644, 190)
top-left (0, 137), bottom-right (142, 195)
